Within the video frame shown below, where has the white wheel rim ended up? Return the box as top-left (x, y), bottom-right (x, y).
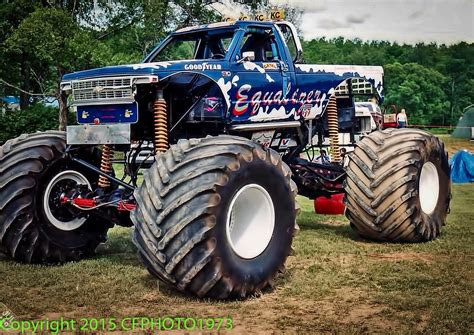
top-left (419, 162), bottom-right (440, 215)
top-left (43, 170), bottom-right (91, 231)
top-left (225, 184), bottom-right (275, 259)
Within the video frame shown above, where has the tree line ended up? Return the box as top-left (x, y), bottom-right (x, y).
top-left (303, 38), bottom-right (473, 126)
top-left (0, 0), bottom-right (472, 136)
top-left (0, 0), bottom-right (219, 131)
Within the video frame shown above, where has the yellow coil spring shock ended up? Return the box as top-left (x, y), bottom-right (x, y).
top-left (98, 145), bottom-right (114, 188)
top-left (153, 90), bottom-right (169, 154)
top-left (327, 94), bottom-right (341, 163)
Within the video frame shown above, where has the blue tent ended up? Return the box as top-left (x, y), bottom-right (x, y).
top-left (1, 96), bottom-right (20, 104)
top-left (450, 150), bottom-right (474, 183)
top-left (452, 107), bottom-right (474, 139)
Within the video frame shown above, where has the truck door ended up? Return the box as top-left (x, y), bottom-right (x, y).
top-left (229, 27), bottom-right (295, 123)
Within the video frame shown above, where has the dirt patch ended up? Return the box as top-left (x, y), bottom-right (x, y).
top-left (320, 219), bottom-right (346, 226)
top-left (140, 291), bottom-right (163, 303)
top-left (367, 252), bottom-right (443, 263)
top-left (437, 135), bottom-right (474, 156)
top-left (328, 288), bottom-right (399, 332)
top-left (416, 312), bottom-right (431, 333)
top-left (226, 288), bottom-right (397, 333)
top-left (40, 306), bottom-right (91, 320)
top-left (287, 254), bottom-right (359, 271)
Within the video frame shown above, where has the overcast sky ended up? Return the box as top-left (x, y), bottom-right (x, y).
top-left (216, 0), bottom-right (474, 44)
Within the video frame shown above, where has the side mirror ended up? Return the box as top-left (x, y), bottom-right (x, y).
top-left (242, 51), bottom-right (255, 61)
top-left (237, 51), bottom-right (255, 63)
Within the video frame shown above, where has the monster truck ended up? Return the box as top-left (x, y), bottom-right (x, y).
top-left (0, 20), bottom-right (451, 299)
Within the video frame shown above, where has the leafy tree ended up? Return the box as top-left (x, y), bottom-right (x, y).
top-left (6, 7), bottom-right (100, 130)
top-left (0, 104), bottom-right (74, 144)
top-left (1, 0), bottom-right (220, 131)
top-left (1, 1), bottom-right (472, 132)
top-left (94, 0), bottom-right (219, 58)
top-left (303, 38), bottom-right (473, 126)
top-left (0, 0), bottom-right (40, 108)
top-left (384, 63), bottom-right (449, 125)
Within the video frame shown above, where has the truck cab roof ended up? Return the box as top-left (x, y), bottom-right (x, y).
top-left (174, 20), bottom-right (278, 34)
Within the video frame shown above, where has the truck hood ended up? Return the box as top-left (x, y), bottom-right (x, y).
top-left (61, 60), bottom-right (226, 82)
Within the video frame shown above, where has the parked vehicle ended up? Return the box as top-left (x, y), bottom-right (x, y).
top-left (355, 101), bottom-right (383, 129)
top-left (0, 20), bottom-right (451, 299)
top-left (382, 104), bottom-right (399, 128)
top-left (0, 96), bottom-right (20, 112)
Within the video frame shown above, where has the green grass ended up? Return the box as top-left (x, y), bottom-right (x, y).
top-left (1, 185), bottom-right (472, 333)
top-left (426, 128), bottom-right (454, 135)
top-left (1, 137), bottom-right (473, 333)
top-left (437, 134), bottom-right (474, 156)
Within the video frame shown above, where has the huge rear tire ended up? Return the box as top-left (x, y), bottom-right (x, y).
top-left (131, 136), bottom-right (298, 299)
top-left (0, 131), bottom-right (111, 263)
top-left (344, 128), bottom-right (451, 242)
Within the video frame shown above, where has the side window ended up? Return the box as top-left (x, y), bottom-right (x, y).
top-left (202, 32), bottom-right (235, 59)
top-left (239, 31), bottom-right (280, 62)
top-left (277, 25), bottom-right (298, 62)
top-left (220, 36), bottom-right (233, 53)
top-left (153, 39), bottom-right (197, 61)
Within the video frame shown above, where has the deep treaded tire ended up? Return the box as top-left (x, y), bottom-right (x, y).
top-left (344, 128), bottom-right (451, 242)
top-left (131, 135), bottom-right (298, 299)
top-left (0, 131), bottom-right (110, 263)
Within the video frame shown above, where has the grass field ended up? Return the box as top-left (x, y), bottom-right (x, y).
top-left (1, 136), bottom-right (473, 333)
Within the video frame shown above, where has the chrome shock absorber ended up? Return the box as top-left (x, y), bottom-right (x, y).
top-left (153, 90), bottom-right (169, 154)
top-left (98, 145), bottom-right (114, 188)
top-left (327, 94), bottom-right (341, 163)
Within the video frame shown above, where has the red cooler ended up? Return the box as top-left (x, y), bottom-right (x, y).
top-left (314, 193), bottom-right (345, 215)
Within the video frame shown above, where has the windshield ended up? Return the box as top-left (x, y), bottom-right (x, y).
top-left (149, 30), bottom-right (235, 62)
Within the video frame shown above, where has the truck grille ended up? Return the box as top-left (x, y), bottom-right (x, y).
top-left (71, 77), bottom-right (134, 105)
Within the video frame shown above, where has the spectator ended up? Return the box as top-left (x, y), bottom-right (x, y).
top-left (340, 147), bottom-right (347, 157)
top-left (340, 147), bottom-right (347, 164)
top-left (397, 109), bottom-right (408, 128)
top-left (315, 149), bottom-right (330, 164)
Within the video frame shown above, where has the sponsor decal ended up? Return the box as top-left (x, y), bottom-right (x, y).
top-left (184, 63), bottom-right (222, 71)
top-left (233, 84), bottom-right (252, 116)
top-left (279, 138), bottom-right (291, 149)
top-left (279, 138), bottom-right (297, 149)
top-left (92, 86), bottom-right (105, 94)
top-left (232, 83), bottom-right (322, 117)
top-left (263, 63), bottom-right (278, 70)
top-left (298, 104), bottom-right (312, 118)
top-left (251, 130), bottom-right (275, 148)
top-left (223, 9), bottom-right (285, 22)
top-left (124, 109), bottom-right (134, 118)
top-left (270, 10), bottom-right (285, 21)
top-left (271, 138), bottom-right (281, 147)
top-left (254, 13), bottom-right (266, 21)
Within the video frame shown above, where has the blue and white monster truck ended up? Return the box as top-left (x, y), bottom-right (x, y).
top-left (0, 21), bottom-right (450, 299)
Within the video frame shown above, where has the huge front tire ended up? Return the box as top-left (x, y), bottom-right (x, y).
top-left (0, 131), bottom-right (111, 263)
top-left (131, 136), bottom-right (298, 299)
top-left (344, 128), bottom-right (451, 242)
